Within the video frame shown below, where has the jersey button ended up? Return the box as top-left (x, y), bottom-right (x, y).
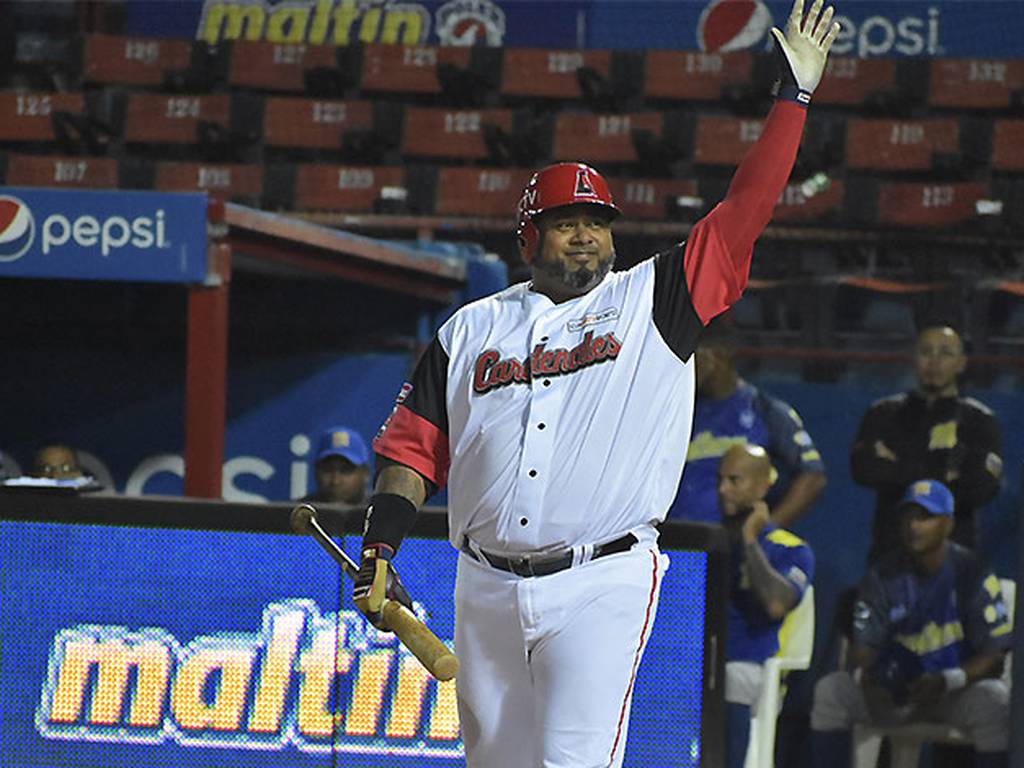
top-left (538, 423), bottom-right (546, 430)
top-left (528, 469), bottom-right (537, 477)
top-left (520, 517), bottom-right (529, 526)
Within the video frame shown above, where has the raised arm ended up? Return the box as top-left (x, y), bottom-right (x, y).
top-left (683, 0), bottom-right (841, 324)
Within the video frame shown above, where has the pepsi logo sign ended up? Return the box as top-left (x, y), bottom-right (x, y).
top-left (0, 195), bottom-right (35, 262)
top-left (698, 0), bottom-right (773, 53)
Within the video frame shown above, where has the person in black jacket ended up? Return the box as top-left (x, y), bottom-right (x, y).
top-left (850, 322), bottom-right (1002, 562)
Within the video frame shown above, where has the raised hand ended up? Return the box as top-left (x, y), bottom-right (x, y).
top-left (770, 0), bottom-right (842, 96)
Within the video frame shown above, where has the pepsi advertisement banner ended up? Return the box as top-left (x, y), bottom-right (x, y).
top-left (121, 0), bottom-right (1024, 58)
top-left (0, 188), bottom-right (208, 284)
top-left (0, 520), bottom-right (708, 767)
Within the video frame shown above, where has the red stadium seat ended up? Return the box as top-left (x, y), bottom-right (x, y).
top-left (263, 97), bottom-right (374, 149)
top-left (606, 177), bottom-right (698, 221)
top-left (82, 34), bottom-right (192, 87)
top-left (5, 154), bottom-right (118, 188)
top-left (501, 49), bottom-right (611, 100)
top-left (877, 181), bottom-right (989, 227)
top-left (694, 115), bottom-right (764, 167)
top-left (123, 93), bottom-right (231, 145)
top-left (992, 120), bottom-right (1024, 172)
top-left (813, 57), bottom-right (899, 106)
top-left (293, 165), bottom-right (405, 211)
top-left (773, 179), bottom-right (845, 222)
top-left (643, 51), bottom-right (753, 101)
top-left (228, 40), bottom-right (339, 92)
top-left (360, 43), bottom-right (471, 94)
top-left (434, 167), bottom-right (532, 217)
top-left (552, 112), bottom-right (663, 165)
top-left (0, 92), bottom-right (86, 142)
top-left (401, 107), bottom-right (513, 160)
top-left (154, 162), bottom-right (263, 200)
top-left (844, 119), bottom-right (959, 171)
top-left (928, 58), bottom-right (1024, 109)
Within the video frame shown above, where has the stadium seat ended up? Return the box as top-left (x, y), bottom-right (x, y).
top-left (154, 161), bottom-right (263, 203)
top-left (552, 112), bottom-right (663, 165)
top-left (643, 51), bottom-right (754, 102)
top-left (401, 107), bottom-right (513, 160)
top-left (81, 33), bottom-right (192, 87)
top-left (844, 118), bottom-right (959, 171)
top-left (263, 97), bottom-right (374, 150)
top-left (813, 57), bottom-right (899, 107)
top-left (745, 586), bottom-right (815, 768)
top-left (123, 92), bottom-right (231, 145)
top-left (291, 164), bottom-right (405, 211)
top-left (928, 58), bottom-right (1024, 109)
top-left (694, 115), bottom-right (763, 167)
top-left (433, 166), bottom-right (531, 217)
top-left (501, 48), bottom-right (611, 100)
top-left (606, 177), bottom-right (698, 221)
top-left (360, 43), bottom-right (471, 95)
top-left (0, 91), bottom-right (86, 143)
top-left (876, 181), bottom-right (990, 227)
top-left (3, 153), bottom-right (118, 188)
top-left (992, 120), bottom-right (1024, 172)
top-left (228, 40), bottom-right (342, 93)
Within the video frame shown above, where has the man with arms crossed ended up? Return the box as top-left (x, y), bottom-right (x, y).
top-left (354, 2), bottom-right (840, 764)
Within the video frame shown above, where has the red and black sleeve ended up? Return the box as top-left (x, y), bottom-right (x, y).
top-left (653, 100), bottom-right (807, 358)
top-left (373, 337), bottom-right (451, 489)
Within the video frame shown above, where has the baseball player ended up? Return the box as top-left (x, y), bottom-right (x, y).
top-left (718, 444), bottom-right (814, 768)
top-left (353, 1), bottom-right (841, 764)
top-left (809, 480), bottom-right (1012, 768)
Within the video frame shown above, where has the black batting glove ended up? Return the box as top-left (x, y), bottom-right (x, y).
top-left (352, 543), bottom-right (413, 630)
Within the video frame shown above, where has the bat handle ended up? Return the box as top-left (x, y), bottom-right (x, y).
top-left (382, 600), bottom-right (460, 681)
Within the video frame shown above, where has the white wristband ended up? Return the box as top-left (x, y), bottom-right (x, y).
top-left (942, 667), bottom-right (967, 691)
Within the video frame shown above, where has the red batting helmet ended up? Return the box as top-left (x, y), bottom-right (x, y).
top-left (515, 162), bottom-right (620, 264)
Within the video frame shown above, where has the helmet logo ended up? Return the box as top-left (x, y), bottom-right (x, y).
top-left (575, 168), bottom-right (598, 198)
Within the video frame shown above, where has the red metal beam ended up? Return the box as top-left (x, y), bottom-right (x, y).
top-left (183, 241), bottom-right (231, 498)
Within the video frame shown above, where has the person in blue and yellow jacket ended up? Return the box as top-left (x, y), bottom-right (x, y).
top-left (668, 320), bottom-right (826, 528)
top-left (718, 443), bottom-right (815, 768)
top-left (810, 479), bottom-right (1012, 768)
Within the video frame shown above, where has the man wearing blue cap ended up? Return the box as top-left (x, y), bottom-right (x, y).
top-left (809, 479), bottom-right (1012, 768)
top-left (302, 426), bottom-right (370, 506)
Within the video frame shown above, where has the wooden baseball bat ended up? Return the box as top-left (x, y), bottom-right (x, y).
top-left (290, 503), bottom-right (459, 681)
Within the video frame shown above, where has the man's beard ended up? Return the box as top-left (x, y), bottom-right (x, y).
top-left (537, 250), bottom-right (615, 293)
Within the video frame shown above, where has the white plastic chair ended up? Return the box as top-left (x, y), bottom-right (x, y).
top-left (745, 585), bottom-right (816, 768)
top-left (853, 578), bottom-right (1016, 768)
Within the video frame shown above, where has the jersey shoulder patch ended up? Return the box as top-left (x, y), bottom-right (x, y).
top-left (765, 528), bottom-right (807, 549)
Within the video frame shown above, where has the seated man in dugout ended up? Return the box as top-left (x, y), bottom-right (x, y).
top-left (809, 480), bottom-right (1012, 768)
top-left (32, 444), bottom-right (86, 480)
top-left (718, 443), bottom-right (815, 768)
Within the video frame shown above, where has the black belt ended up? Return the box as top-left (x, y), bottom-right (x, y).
top-left (462, 533), bottom-right (638, 577)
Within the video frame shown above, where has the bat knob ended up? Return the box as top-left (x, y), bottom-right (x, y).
top-left (290, 503), bottom-right (317, 534)
top-left (434, 654), bottom-right (460, 681)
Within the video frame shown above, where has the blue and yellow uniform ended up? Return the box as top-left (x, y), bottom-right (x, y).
top-left (729, 522), bottom-right (815, 663)
top-left (855, 542), bottom-right (1012, 700)
top-left (668, 381), bottom-right (824, 522)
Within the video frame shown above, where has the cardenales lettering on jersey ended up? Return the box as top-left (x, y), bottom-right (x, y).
top-left (473, 330), bottom-right (622, 394)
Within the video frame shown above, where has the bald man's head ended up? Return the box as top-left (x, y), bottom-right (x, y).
top-left (717, 444), bottom-right (772, 519)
